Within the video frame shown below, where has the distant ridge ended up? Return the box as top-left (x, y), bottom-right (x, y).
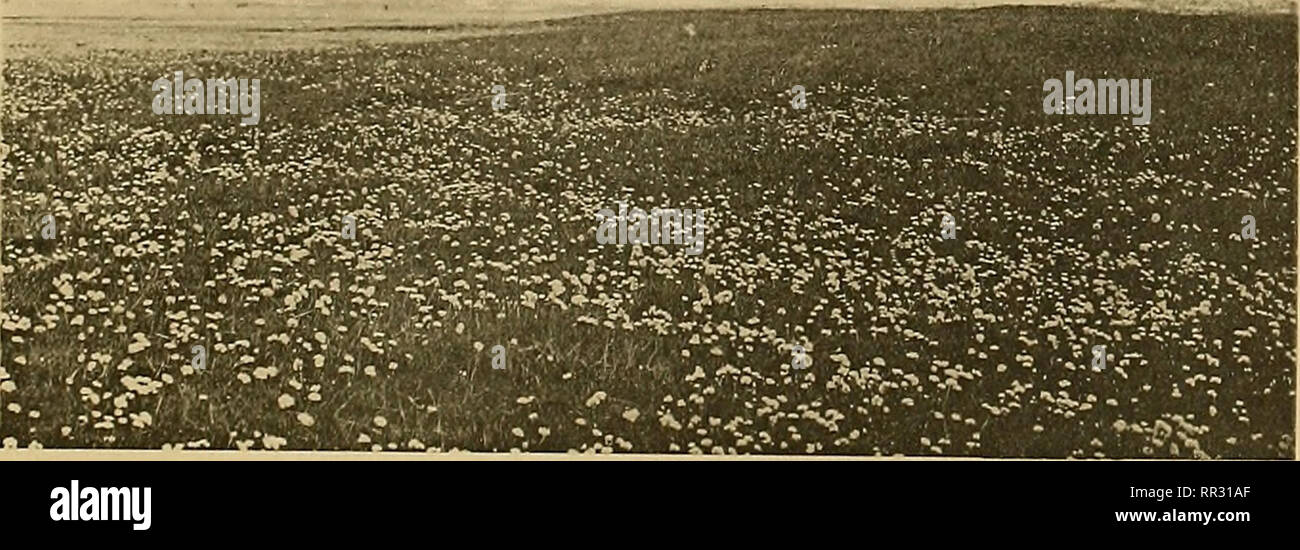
top-left (3, 0), bottom-right (1293, 21)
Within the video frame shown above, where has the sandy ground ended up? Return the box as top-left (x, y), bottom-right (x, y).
top-left (1, 0), bottom-right (1295, 56)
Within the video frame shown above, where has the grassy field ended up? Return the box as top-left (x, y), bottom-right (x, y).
top-left (1, 7), bottom-right (1296, 456)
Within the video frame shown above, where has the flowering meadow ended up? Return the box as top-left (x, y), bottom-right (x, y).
top-left (1, 8), bottom-right (1295, 456)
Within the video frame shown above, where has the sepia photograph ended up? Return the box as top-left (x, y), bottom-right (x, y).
top-left (0, 0), bottom-right (1295, 466)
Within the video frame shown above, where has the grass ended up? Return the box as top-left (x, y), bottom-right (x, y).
top-left (0, 7), bottom-right (1296, 456)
